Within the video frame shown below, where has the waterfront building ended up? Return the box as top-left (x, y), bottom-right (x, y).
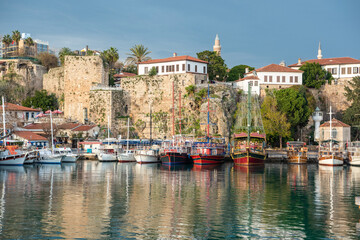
top-left (213, 34), bottom-right (221, 56)
top-left (318, 118), bottom-right (350, 149)
top-left (0, 103), bottom-right (41, 127)
top-left (12, 131), bottom-right (49, 148)
top-left (288, 43), bottom-right (360, 82)
top-left (138, 53), bottom-right (208, 78)
top-left (233, 63), bottom-right (303, 95)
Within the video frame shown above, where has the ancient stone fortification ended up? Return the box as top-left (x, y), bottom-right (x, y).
top-left (0, 59), bottom-right (46, 92)
top-left (43, 56), bottom-right (109, 123)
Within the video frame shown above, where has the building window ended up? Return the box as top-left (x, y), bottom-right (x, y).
top-left (269, 76), bottom-right (273, 82)
top-left (188, 64), bottom-right (190, 71)
top-left (332, 128), bottom-right (337, 138)
top-left (341, 68), bottom-right (346, 75)
top-left (182, 64), bottom-right (185, 71)
top-left (290, 76), bottom-right (293, 83)
top-left (282, 76), bottom-right (285, 83)
top-left (295, 76), bottom-right (298, 83)
top-left (249, 81), bottom-right (253, 86)
top-left (254, 81), bottom-right (258, 86)
top-left (172, 65), bottom-right (175, 72)
top-left (203, 66), bottom-right (206, 73)
top-left (348, 67), bottom-right (352, 74)
top-left (264, 76), bottom-right (268, 82)
top-left (354, 67), bottom-right (359, 74)
top-left (195, 65), bottom-right (197, 72)
top-left (176, 65), bottom-right (179, 72)
top-left (332, 68), bottom-right (337, 75)
top-left (162, 66), bottom-right (164, 72)
top-left (156, 66), bottom-right (159, 73)
top-left (277, 76), bottom-right (280, 82)
top-left (144, 67), bottom-right (148, 74)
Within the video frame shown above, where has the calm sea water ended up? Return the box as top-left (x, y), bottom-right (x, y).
top-left (0, 162), bottom-right (359, 239)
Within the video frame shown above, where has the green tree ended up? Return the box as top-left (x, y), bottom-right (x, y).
top-left (0, 74), bottom-right (26, 104)
top-left (58, 47), bottom-right (76, 65)
top-left (227, 65), bottom-right (255, 82)
top-left (11, 30), bottom-right (21, 56)
top-left (22, 90), bottom-right (59, 111)
top-left (343, 76), bottom-right (360, 139)
top-left (148, 66), bottom-right (157, 76)
top-left (261, 95), bottom-right (291, 149)
top-left (24, 37), bottom-right (34, 56)
top-left (2, 34), bottom-right (12, 58)
top-left (196, 50), bottom-right (227, 81)
top-left (126, 44), bottom-right (151, 70)
top-left (299, 62), bottom-right (333, 88)
top-left (37, 52), bottom-right (59, 71)
top-left (101, 47), bottom-right (119, 86)
top-left (123, 64), bottom-right (137, 74)
top-left (273, 86), bottom-right (313, 138)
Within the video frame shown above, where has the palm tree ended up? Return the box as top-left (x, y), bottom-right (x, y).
top-left (2, 34), bottom-right (12, 58)
top-left (24, 37), bottom-right (34, 56)
top-left (11, 30), bottom-right (21, 56)
top-left (126, 44), bottom-right (151, 66)
top-left (58, 47), bottom-right (76, 65)
top-left (101, 47), bottom-right (119, 69)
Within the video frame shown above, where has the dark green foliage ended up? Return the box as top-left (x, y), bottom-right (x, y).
top-left (37, 52), bottom-right (59, 71)
top-left (185, 85), bottom-right (195, 96)
top-left (196, 50), bottom-right (227, 81)
top-left (0, 76), bottom-right (25, 104)
top-left (123, 65), bottom-right (137, 74)
top-left (299, 62), bottom-right (333, 88)
top-left (58, 47), bottom-right (76, 65)
top-left (227, 65), bottom-right (255, 82)
top-left (149, 67), bottom-right (157, 76)
top-left (22, 90), bottom-right (59, 111)
top-left (343, 76), bottom-right (360, 140)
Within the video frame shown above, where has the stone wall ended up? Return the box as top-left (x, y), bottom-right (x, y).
top-left (43, 67), bottom-right (64, 99)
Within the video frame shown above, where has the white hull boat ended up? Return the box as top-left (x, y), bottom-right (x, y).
top-left (0, 150), bottom-right (25, 166)
top-left (37, 150), bottom-right (63, 164)
top-left (54, 148), bottom-right (78, 163)
top-left (118, 150), bottom-right (136, 162)
top-left (135, 150), bottom-right (159, 163)
top-left (24, 150), bottom-right (39, 164)
top-left (62, 155), bottom-right (78, 163)
top-left (318, 156), bottom-right (344, 166)
top-left (98, 153), bottom-right (117, 162)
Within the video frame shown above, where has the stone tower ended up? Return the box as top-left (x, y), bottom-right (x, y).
top-left (317, 41), bottom-right (323, 59)
top-left (213, 34), bottom-right (221, 56)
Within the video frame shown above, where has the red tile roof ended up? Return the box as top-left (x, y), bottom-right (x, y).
top-left (1, 103), bottom-right (40, 112)
top-left (320, 118), bottom-right (350, 128)
top-left (256, 64), bottom-right (303, 73)
top-left (138, 55), bottom-right (208, 64)
top-left (235, 75), bottom-right (260, 82)
top-left (58, 123), bottom-right (81, 130)
top-left (114, 72), bottom-right (137, 78)
top-left (14, 131), bottom-right (47, 141)
top-left (288, 57), bottom-right (360, 67)
top-left (23, 123), bottom-right (50, 130)
top-left (72, 125), bottom-right (97, 132)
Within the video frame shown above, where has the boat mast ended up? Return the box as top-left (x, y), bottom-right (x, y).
top-left (172, 81), bottom-right (175, 136)
top-left (2, 96), bottom-right (6, 147)
top-left (50, 109), bottom-right (54, 154)
top-left (247, 82), bottom-right (252, 144)
top-left (207, 84), bottom-right (210, 142)
top-left (329, 106), bottom-right (332, 152)
top-left (107, 115), bottom-right (110, 140)
top-left (179, 91), bottom-right (182, 135)
top-left (126, 117), bottom-right (130, 152)
top-left (149, 102), bottom-right (152, 143)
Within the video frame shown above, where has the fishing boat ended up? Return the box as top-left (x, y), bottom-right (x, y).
top-left (287, 141), bottom-right (308, 164)
top-left (160, 137), bottom-right (192, 165)
top-left (24, 150), bottom-right (40, 164)
top-left (318, 106), bottom-right (344, 166)
top-left (232, 83), bottom-right (266, 165)
top-left (347, 141), bottom-right (360, 166)
top-left (135, 148), bottom-right (160, 163)
top-left (118, 118), bottom-right (136, 162)
top-left (54, 148), bottom-right (78, 163)
top-left (98, 113), bottom-right (118, 162)
top-left (190, 85), bottom-right (226, 165)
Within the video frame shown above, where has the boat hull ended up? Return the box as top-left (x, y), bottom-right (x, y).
top-left (191, 154), bottom-right (224, 165)
top-left (349, 156), bottom-right (360, 166)
top-left (98, 153), bottom-right (117, 162)
top-left (118, 153), bottom-right (136, 162)
top-left (319, 156), bottom-right (343, 166)
top-left (37, 156), bottom-right (62, 164)
top-left (232, 150), bottom-right (265, 165)
top-left (161, 152), bottom-right (191, 165)
top-left (0, 154), bottom-right (25, 166)
top-left (288, 156), bottom-right (307, 164)
top-left (135, 154), bottom-right (159, 163)
top-left (62, 155), bottom-right (78, 163)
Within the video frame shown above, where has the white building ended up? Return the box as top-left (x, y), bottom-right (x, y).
top-left (288, 43), bottom-right (360, 81)
top-left (233, 64), bottom-right (303, 95)
top-left (138, 54), bottom-right (208, 77)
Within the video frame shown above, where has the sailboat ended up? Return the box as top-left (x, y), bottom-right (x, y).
top-left (160, 86), bottom-right (192, 165)
top-left (231, 83), bottom-right (266, 165)
top-left (190, 84), bottom-right (226, 165)
top-left (118, 118), bottom-right (136, 162)
top-left (318, 106), bottom-right (344, 166)
top-left (0, 96), bottom-right (25, 166)
top-left (98, 116), bottom-right (118, 162)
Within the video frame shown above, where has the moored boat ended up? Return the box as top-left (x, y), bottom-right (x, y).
top-left (287, 141), bottom-right (308, 164)
top-left (160, 136), bottom-right (192, 165)
top-left (24, 150), bottom-right (39, 164)
top-left (54, 148), bottom-right (78, 163)
top-left (118, 150), bottom-right (136, 162)
top-left (191, 141), bottom-right (226, 165)
top-left (36, 149), bottom-right (63, 164)
top-left (135, 148), bottom-right (160, 164)
top-left (98, 148), bottom-right (118, 162)
top-left (0, 146), bottom-right (25, 166)
top-left (347, 141), bottom-right (360, 166)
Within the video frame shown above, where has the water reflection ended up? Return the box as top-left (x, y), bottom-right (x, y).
top-left (0, 162), bottom-right (359, 238)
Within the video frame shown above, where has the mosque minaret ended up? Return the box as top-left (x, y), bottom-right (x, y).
top-left (213, 34), bottom-right (221, 56)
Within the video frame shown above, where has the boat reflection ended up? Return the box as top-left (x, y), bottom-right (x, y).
top-left (233, 164), bottom-right (265, 174)
top-left (287, 164), bottom-right (308, 188)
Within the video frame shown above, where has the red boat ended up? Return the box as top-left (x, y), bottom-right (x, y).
top-left (232, 132), bottom-right (266, 166)
top-left (191, 141), bottom-right (226, 165)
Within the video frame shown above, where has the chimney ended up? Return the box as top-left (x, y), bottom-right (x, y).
top-left (298, 58), bottom-right (301, 65)
top-left (245, 68), bottom-right (249, 73)
top-left (86, 45), bottom-right (88, 52)
top-left (173, 53), bottom-right (177, 57)
top-left (279, 60), bottom-right (286, 66)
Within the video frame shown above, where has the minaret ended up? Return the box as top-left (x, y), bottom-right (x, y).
top-left (213, 34), bottom-right (221, 56)
top-left (312, 107), bottom-right (323, 141)
top-left (317, 41), bottom-right (323, 59)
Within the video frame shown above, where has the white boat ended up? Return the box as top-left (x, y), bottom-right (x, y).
top-left (54, 148), bottom-right (78, 163)
top-left (118, 118), bottom-right (136, 162)
top-left (98, 148), bottom-right (118, 162)
top-left (135, 149), bottom-right (160, 163)
top-left (36, 149), bottom-right (63, 164)
top-left (24, 150), bottom-right (39, 164)
top-left (0, 146), bottom-right (25, 166)
top-left (347, 141), bottom-right (360, 166)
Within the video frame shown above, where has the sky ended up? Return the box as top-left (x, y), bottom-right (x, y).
top-left (1, 0), bottom-right (359, 68)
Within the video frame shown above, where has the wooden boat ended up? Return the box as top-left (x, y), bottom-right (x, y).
top-left (231, 83), bottom-right (266, 165)
top-left (160, 136), bottom-right (192, 165)
top-left (347, 141), bottom-right (360, 166)
top-left (287, 141), bottom-right (308, 164)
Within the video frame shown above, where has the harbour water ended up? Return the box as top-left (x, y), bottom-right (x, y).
top-left (0, 162), bottom-right (360, 239)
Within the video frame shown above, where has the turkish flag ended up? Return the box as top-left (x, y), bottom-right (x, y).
top-left (11, 41), bottom-right (14, 45)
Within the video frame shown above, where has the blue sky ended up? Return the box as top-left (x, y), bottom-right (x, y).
top-left (1, 0), bottom-right (359, 68)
